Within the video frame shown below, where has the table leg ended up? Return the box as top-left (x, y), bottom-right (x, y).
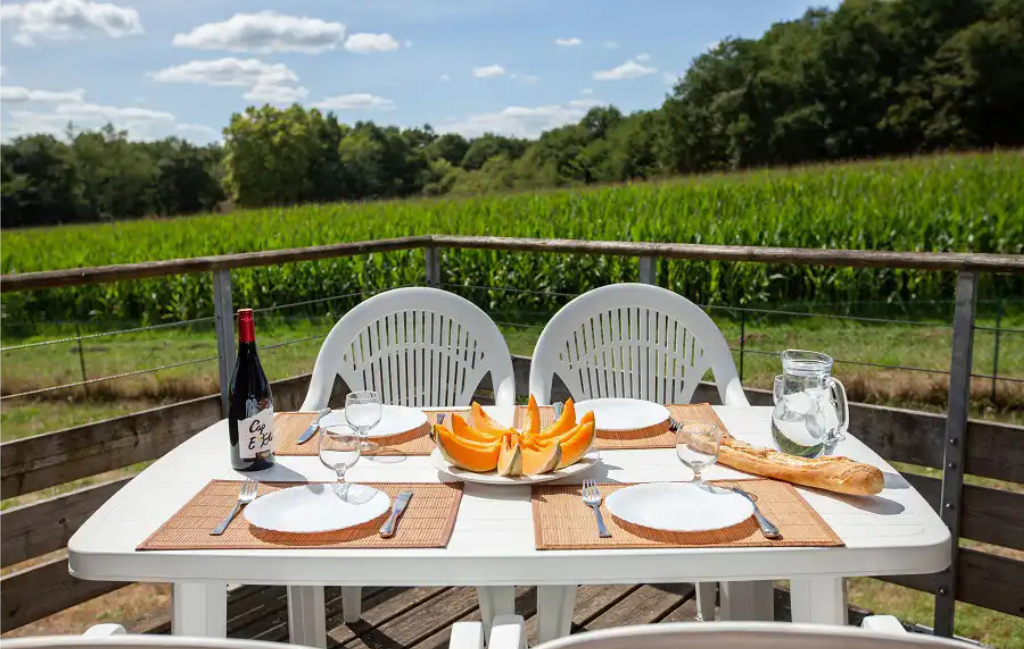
top-left (536, 585), bottom-right (576, 644)
top-left (341, 586), bottom-right (362, 624)
top-left (476, 587), bottom-right (515, 637)
top-left (790, 577), bottom-right (847, 625)
top-left (720, 580), bottom-right (774, 621)
top-left (695, 582), bottom-right (717, 621)
top-left (172, 582), bottom-right (227, 637)
top-left (287, 586), bottom-right (326, 648)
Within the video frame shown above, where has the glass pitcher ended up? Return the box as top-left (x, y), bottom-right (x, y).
top-left (771, 350), bottom-right (849, 457)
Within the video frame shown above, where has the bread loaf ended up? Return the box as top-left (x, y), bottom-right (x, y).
top-left (717, 431), bottom-right (884, 495)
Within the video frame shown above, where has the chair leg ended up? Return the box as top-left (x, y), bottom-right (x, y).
top-left (536, 585), bottom-right (576, 644)
top-left (342, 586), bottom-right (362, 624)
top-left (172, 582), bottom-right (227, 637)
top-left (720, 580), bottom-right (774, 621)
top-left (790, 577), bottom-right (847, 625)
top-left (695, 582), bottom-right (717, 621)
top-left (287, 586), bottom-right (327, 648)
top-left (476, 586), bottom-right (516, 638)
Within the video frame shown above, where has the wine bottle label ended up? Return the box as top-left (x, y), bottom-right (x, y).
top-left (239, 407), bottom-right (276, 459)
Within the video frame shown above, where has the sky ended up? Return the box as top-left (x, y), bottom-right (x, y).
top-left (0, 0), bottom-right (835, 144)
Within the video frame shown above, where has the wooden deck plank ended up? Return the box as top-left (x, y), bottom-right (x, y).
top-left (340, 587), bottom-right (485, 649)
top-left (580, 584), bottom-right (695, 632)
top-left (406, 587), bottom-right (536, 649)
top-left (327, 587), bottom-right (449, 647)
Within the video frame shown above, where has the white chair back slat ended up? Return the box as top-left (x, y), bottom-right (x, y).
top-left (301, 288), bottom-right (515, 410)
top-left (530, 284), bottom-right (748, 407)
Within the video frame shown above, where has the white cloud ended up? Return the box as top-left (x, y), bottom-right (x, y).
top-left (593, 58), bottom-right (657, 81)
top-left (173, 12), bottom-right (344, 54)
top-left (6, 101), bottom-right (176, 140)
top-left (344, 32), bottom-right (399, 53)
top-left (554, 37), bottom-right (581, 47)
top-left (312, 93), bottom-right (395, 110)
top-left (635, 53), bottom-right (650, 61)
top-left (580, 87), bottom-right (594, 95)
top-left (440, 102), bottom-right (588, 139)
top-left (0, 0), bottom-right (142, 46)
top-left (472, 64), bottom-right (506, 78)
top-left (150, 58), bottom-right (306, 104)
top-left (440, 73), bottom-right (451, 82)
top-left (1, 85), bottom-right (85, 103)
top-left (603, 40), bottom-right (619, 49)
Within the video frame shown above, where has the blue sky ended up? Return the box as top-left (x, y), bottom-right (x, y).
top-left (0, 0), bottom-right (834, 143)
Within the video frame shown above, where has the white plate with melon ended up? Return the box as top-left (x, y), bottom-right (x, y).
top-left (430, 396), bottom-right (601, 485)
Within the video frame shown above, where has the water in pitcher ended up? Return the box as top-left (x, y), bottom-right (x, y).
top-left (771, 350), bottom-right (849, 458)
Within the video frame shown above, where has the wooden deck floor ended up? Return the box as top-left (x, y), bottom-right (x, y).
top-left (144, 584), bottom-right (703, 647)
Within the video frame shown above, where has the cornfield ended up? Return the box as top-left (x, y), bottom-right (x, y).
top-left (2, 151), bottom-right (1022, 333)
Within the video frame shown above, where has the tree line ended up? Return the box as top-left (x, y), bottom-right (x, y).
top-left (3, 0), bottom-right (1021, 227)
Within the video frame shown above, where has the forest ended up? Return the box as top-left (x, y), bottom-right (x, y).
top-left (2, 0), bottom-right (1022, 228)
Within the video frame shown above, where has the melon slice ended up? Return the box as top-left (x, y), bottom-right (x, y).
top-left (433, 425), bottom-right (502, 473)
top-left (555, 419), bottom-right (596, 469)
top-left (451, 414), bottom-right (503, 443)
top-left (471, 402), bottom-right (515, 437)
top-left (522, 444), bottom-right (561, 475)
top-left (520, 394), bottom-right (542, 440)
top-left (496, 435), bottom-right (523, 477)
top-left (533, 399), bottom-right (577, 441)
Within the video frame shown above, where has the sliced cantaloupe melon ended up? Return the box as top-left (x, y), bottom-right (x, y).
top-left (521, 394), bottom-right (542, 439)
top-left (471, 402), bottom-right (514, 437)
top-left (522, 443), bottom-right (561, 475)
top-left (496, 435), bottom-right (523, 477)
top-left (555, 419), bottom-right (596, 469)
top-left (533, 399), bottom-right (577, 441)
top-left (451, 414), bottom-right (504, 443)
top-left (433, 425), bottom-right (502, 473)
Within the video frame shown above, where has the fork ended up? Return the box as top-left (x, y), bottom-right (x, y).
top-left (210, 478), bottom-right (258, 535)
top-left (581, 479), bottom-right (611, 538)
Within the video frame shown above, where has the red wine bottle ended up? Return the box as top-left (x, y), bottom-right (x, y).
top-left (229, 308), bottom-right (275, 471)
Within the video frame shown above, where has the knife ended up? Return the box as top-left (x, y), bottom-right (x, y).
top-left (379, 491), bottom-right (414, 538)
top-left (730, 486), bottom-right (781, 539)
top-left (297, 408), bottom-right (332, 445)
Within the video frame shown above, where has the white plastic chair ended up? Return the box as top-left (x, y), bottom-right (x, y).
top-left (527, 283), bottom-right (754, 640)
top-left (2, 624), bottom-right (319, 649)
top-left (448, 617), bottom-right (969, 649)
top-left (301, 286), bottom-right (516, 410)
top-left (297, 287), bottom-right (517, 639)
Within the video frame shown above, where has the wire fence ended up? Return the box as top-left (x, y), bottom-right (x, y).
top-left (2, 281), bottom-right (1022, 403)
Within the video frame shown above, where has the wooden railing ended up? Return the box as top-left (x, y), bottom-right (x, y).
top-left (1, 237), bottom-right (1022, 636)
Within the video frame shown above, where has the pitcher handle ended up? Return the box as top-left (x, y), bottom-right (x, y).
top-left (827, 377), bottom-right (849, 445)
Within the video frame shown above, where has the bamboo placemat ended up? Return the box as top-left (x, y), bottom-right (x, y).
top-left (532, 479), bottom-right (843, 550)
top-left (139, 481), bottom-right (463, 551)
top-left (513, 403), bottom-right (725, 450)
top-left (274, 410), bottom-right (471, 457)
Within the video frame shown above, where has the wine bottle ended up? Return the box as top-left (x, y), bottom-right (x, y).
top-left (228, 308), bottom-right (276, 471)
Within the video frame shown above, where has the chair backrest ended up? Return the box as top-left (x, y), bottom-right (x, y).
top-left (529, 284), bottom-right (747, 406)
top-left (301, 287), bottom-right (515, 409)
top-left (532, 622), bottom-right (971, 649)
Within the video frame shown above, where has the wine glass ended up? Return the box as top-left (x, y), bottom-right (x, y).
top-left (675, 421), bottom-right (720, 487)
top-left (346, 391), bottom-right (382, 453)
top-left (318, 424), bottom-right (362, 502)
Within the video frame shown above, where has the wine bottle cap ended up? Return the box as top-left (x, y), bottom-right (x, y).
top-left (237, 308), bottom-right (256, 342)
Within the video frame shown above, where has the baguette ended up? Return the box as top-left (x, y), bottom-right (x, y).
top-left (717, 431), bottom-right (884, 496)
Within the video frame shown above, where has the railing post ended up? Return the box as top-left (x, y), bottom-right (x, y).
top-left (739, 308), bottom-right (746, 381)
top-left (638, 256), bottom-right (656, 285)
top-left (213, 270), bottom-right (236, 418)
top-left (934, 270), bottom-right (977, 637)
top-left (425, 246), bottom-right (440, 288)
top-left (75, 321), bottom-right (89, 397)
top-left (990, 299), bottom-right (1003, 402)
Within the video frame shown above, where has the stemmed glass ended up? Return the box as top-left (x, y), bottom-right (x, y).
top-left (317, 423), bottom-right (362, 502)
top-left (675, 421), bottom-right (721, 487)
top-left (346, 391), bottom-right (382, 453)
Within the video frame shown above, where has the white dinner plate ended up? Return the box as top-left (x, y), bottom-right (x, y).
top-left (430, 448), bottom-right (601, 485)
top-left (574, 398), bottom-right (670, 431)
top-left (320, 405), bottom-right (428, 438)
top-left (243, 484), bottom-right (390, 533)
top-left (605, 482), bottom-right (754, 533)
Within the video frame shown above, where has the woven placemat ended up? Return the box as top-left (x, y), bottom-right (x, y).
top-left (274, 410), bottom-right (470, 457)
top-left (532, 479), bottom-right (843, 550)
top-left (138, 481), bottom-right (463, 551)
top-left (513, 403), bottom-right (724, 450)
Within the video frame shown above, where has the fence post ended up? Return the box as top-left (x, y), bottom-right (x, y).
top-left (934, 270), bottom-right (977, 637)
top-left (75, 322), bottom-right (89, 397)
top-left (425, 246), bottom-right (440, 288)
top-left (739, 308), bottom-right (746, 381)
top-left (638, 256), bottom-right (657, 285)
top-left (213, 270), bottom-right (236, 418)
top-left (990, 299), bottom-right (1003, 403)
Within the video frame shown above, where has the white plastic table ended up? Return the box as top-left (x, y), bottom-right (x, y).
top-left (69, 407), bottom-right (950, 645)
